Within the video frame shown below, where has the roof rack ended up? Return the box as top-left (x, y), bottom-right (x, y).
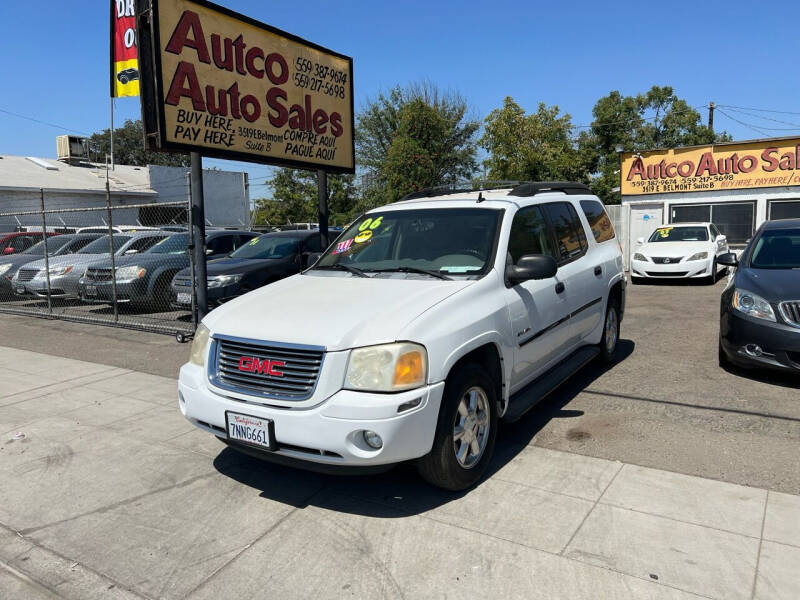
top-left (508, 182), bottom-right (591, 197)
top-left (399, 181), bottom-right (521, 201)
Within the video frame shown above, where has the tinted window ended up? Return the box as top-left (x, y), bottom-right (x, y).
top-left (750, 229), bottom-right (800, 269)
top-left (508, 206), bottom-right (556, 264)
top-left (148, 234), bottom-right (189, 254)
top-left (79, 235), bottom-right (132, 254)
top-left (579, 200), bottom-right (615, 243)
top-left (544, 202), bottom-right (587, 263)
top-left (231, 235), bottom-right (301, 259)
top-left (304, 234), bottom-right (322, 253)
top-left (68, 237), bottom-right (97, 252)
top-left (207, 235), bottom-right (235, 255)
top-left (128, 236), bottom-right (164, 253)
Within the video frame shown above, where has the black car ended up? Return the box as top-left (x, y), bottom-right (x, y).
top-left (79, 230), bottom-right (257, 310)
top-left (117, 68), bottom-right (139, 84)
top-left (718, 218), bottom-right (800, 372)
top-left (170, 230), bottom-right (323, 309)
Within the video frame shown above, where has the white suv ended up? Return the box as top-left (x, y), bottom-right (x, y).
top-left (179, 182), bottom-right (626, 490)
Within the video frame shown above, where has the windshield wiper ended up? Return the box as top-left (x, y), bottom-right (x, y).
top-left (371, 267), bottom-right (453, 280)
top-left (312, 264), bottom-right (369, 278)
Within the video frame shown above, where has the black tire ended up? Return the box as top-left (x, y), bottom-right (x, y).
top-left (718, 338), bottom-right (730, 368)
top-left (598, 298), bottom-right (620, 364)
top-left (707, 259), bottom-right (718, 285)
top-left (417, 363), bottom-right (498, 491)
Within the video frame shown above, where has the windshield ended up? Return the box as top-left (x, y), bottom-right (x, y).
top-left (79, 235), bottom-right (132, 254)
top-left (314, 208), bottom-right (501, 276)
top-left (648, 226), bottom-right (709, 242)
top-left (750, 229), bottom-right (800, 269)
top-left (148, 234), bottom-right (189, 255)
top-left (22, 236), bottom-right (74, 256)
top-left (231, 235), bottom-right (300, 259)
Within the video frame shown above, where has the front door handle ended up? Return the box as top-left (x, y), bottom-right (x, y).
top-left (555, 282), bottom-right (565, 294)
top-left (594, 266), bottom-right (602, 276)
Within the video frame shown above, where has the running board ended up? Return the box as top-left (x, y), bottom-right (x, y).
top-left (503, 346), bottom-right (600, 423)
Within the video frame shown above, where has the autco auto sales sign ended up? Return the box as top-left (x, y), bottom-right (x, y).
top-left (621, 137), bottom-right (800, 196)
top-left (136, 0), bottom-right (354, 173)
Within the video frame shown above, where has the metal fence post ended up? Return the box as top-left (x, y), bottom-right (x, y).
top-left (190, 152), bottom-right (208, 323)
top-left (186, 172), bottom-right (197, 330)
top-left (105, 169), bottom-right (119, 322)
top-left (39, 189), bottom-right (52, 314)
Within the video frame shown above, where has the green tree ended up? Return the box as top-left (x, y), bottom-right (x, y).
top-left (356, 82), bottom-right (479, 207)
top-left (88, 119), bottom-right (189, 167)
top-left (480, 97), bottom-right (589, 183)
top-left (581, 86), bottom-right (731, 203)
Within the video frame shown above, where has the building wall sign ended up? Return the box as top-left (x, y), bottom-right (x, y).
top-left (136, 0), bottom-right (354, 172)
top-left (621, 137), bottom-right (800, 195)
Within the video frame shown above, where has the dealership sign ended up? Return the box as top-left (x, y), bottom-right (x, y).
top-left (136, 0), bottom-right (354, 172)
top-left (621, 137), bottom-right (800, 195)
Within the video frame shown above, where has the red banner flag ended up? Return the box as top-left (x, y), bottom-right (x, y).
top-left (110, 0), bottom-right (139, 97)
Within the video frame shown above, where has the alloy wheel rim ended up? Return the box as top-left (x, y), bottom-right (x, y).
top-left (453, 387), bottom-right (490, 469)
top-left (605, 308), bottom-right (618, 353)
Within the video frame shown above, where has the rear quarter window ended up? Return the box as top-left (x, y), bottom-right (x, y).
top-left (579, 200), bottom-right (616, 243)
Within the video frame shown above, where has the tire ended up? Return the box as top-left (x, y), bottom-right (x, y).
top-left (417, 363), bottom-right (498, 491)
top-left (598, 298), bottom-right (620, 364)
top-left (718, 338), bottom-right (730, 368)
top-left (707, 259), bottom-right (718, 285)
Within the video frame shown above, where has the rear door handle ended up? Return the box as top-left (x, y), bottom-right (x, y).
top-left (555, 282), bottom-right (565, 294)
top-left (594, 266), bottom-right (602, 276)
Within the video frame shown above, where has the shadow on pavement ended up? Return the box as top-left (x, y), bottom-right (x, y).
top-left (211, 339), bottom-right (636, 517)
top-left (719, 359), bottom-right (800, 390)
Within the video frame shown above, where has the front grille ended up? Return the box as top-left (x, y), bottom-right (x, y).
top-left (779, 301), bottom-right (800, 328)
top-left (651, 256), bottom-right (683, 264)
top-left (84, 268), bottom-right (113, 282)
top-left (646, 271), bottom-right (688, 277)
top-left (211, 336), bottom-right (324, 401)
top-left (17, 268), bottom-right (39, 282)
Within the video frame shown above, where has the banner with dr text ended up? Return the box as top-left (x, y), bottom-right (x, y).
top-left (111, 0), bottom-right (139, 97)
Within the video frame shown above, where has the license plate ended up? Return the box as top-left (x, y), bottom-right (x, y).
top-left (177, 292), bottom-right (191, 304)
top-left (16, 286), bottom-right (24, 294)
top-left (85, 285), bottom-right (97, 297)
top-left (225, 411), bottom-right (275, 450)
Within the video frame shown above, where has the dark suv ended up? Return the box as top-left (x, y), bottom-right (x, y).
top-left (79, 231), bottom-right (257, 310)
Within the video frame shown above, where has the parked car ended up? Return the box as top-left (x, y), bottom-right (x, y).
top-left (630, 222), bottom-right (729, 283)
top-left (718, 218), bottom-right (800, 373)
top-left (12, 231), bottom-right (168, 300)
top-left (170, 230), bottom-right (323, 309)
top-left (0, 234), bottom-right (102, 300)
top-left (179, 182), bottom-right (626, 490)
top-left (0, 231), bottom-right (59, 256)
top-left (75, 226), bottom-right (161, 234)
top-left (79, 230), bottom-right (257, 310)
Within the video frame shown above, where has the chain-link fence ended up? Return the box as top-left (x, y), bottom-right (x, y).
top-left (0, 189), bottom-right (198, 334)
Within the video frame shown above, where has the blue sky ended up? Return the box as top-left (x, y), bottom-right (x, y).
top-left (1, 0), bottom-right (799, 199)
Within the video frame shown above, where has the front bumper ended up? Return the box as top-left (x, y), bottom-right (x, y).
top-left (630, 257), bottom-right (713, 279)
top-left (721, 310), bottom-right (800, 372)
top-left (22, 274), bottom-right (81, 299)
top-left (178, 362), bottom-right (445, 468)
top-left (171, 283), bottom-right (235, 308)
top-left (78, 279), bottom-right (147, 304)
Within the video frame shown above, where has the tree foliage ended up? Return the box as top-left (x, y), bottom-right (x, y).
top-left (89, 119), bottom-right (189, 167)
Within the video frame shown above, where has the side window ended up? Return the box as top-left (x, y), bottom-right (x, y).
top-left (234, 234), bottom-right (256, 250)
top-left (69, 238), bottom-right (94, 252)
top-left (10, 237), bottom-right (32, 251)
top-left (544, 202), bottom-right (588, 264)
top-left (304, 234), bottom-right (323, 253)
top-left (579, 200), bottom-right (616, 244)
top-left (130, 236), bottom-right (162, 252)
top-left (508, 206), bottom-right (556, 264)
top-left (208, 235), bottom-right (235, 255)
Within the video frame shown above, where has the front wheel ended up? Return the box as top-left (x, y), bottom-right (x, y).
top-left (598, 299), bottom-right (620, 364)
top-left (707, 259), bottom-right (718, 285)
top-left (417, 364), bottom-right (498, 491)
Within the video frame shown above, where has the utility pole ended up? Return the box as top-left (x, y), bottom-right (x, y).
top-left (317, 169), bottom-right (329, 249)
top-left (708, 102), bottom-right (715, 135)
top-left (190, 152), bottom-right (208, 323)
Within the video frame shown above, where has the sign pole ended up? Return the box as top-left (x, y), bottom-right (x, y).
top-left (190, 152), bottom-right (208, 323)
top-left (317, 169), bottom-right (329, 249)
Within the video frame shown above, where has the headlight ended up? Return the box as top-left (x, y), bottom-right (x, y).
top-left (115, 265), bottom-right (146, 282)
top-left (687, 252), bottom-right (708, 261)
top-left (207, 274), bottom-right (243, 288)
top-left (48, 265), bottom-right (73, 276)
top-left (344, 342), bottom-right (427, 392)
top-left (189, 324), bottom-right (211, 366)
top-left (633, 253), bottom-right (648, 261)
top-left (732, 289), bottom-right (776, 322)
top-left (0, 264), bottom-right (11, 277)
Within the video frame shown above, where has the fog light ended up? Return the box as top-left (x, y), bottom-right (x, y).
top-left (363, 430), bottom-right (383, 449)
top-left (744, 344), bottom-right (763, 357)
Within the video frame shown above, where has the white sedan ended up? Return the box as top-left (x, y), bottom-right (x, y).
top-left (630, 222), bottom-right (729, 283)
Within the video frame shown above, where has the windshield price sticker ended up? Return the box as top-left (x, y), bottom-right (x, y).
top-left (332, 238), bottom-right (353, 255)
top-left (656, 227), bottom-right (673, 238)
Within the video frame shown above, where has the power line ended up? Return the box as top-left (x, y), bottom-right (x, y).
top-left (0, 107), bottom-right (92, 136)
top-left (717, 107), bottom-right (800, 130)
top-left (715, 109), bottom-right (771, 137)
top-left (717, 104), bottom-right (800, 116)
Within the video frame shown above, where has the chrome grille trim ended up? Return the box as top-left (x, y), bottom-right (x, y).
top-left (208, 334), bottom-right (325, 402)
top-left (17, 268), bottom-right (39, 282)
top-left (651, 256), bottom-right (684, 264)
top-left (84, 268), bottom-right (114, 282)
top-left (779, 301), bottom-right (800, 328)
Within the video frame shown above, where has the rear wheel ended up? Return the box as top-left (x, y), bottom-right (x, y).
top-left (598, 298), bottom-right (620, 364)
top-left (417, 364), bottom-right (497, 491)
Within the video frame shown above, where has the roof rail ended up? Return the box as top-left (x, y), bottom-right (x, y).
top-left (508, 182), bottom-right (591, 197)
top-left (399, 180), bottom-right (521, 201)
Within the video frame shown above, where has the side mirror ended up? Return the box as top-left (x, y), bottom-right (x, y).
top-left (205, 248), bottom-right (214, 256)
top-left (2, 247), bottom-right (14, 255)
top-left (636, 237), bottom-right (645, 245)
top-left (718, 252), bottom-right (738, 267)
top-left (506, 254), bottom-right (558, 285)
top-left (715, 235), bottom-right (726, 242)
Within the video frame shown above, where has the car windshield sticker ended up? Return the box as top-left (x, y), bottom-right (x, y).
top-left (441, 266), bottom-right (481, 273)
top-left (656, 227), bottom-right (673, 238)
top-left (332, 238), bottom-right (354, 255)
top-left (357, 216), bottom-right (384, 232)
top-left (354, 230), bottom-right (372, 244)
top-left (249, 237), bottom-right (260, 246)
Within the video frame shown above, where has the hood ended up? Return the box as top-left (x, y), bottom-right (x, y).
top-left (19, 254), bottom-right (108, 271)
top-left (637, 240), bottom-right (711, 258)
top-left (0, 254), bottom-right (48, 269)
top-left (203, 272), bottom-right (474, 351)
top-left (175, 256), bottom-right (292, 278)
top-left (734, 267), bottom-right (800, 302)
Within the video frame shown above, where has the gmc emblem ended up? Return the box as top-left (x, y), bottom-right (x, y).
top-left (238, 356), bottom-right (285, 376)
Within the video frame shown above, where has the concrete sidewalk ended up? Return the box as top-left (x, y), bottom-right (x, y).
top-left (0, 345), bottom-right (798, 600)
